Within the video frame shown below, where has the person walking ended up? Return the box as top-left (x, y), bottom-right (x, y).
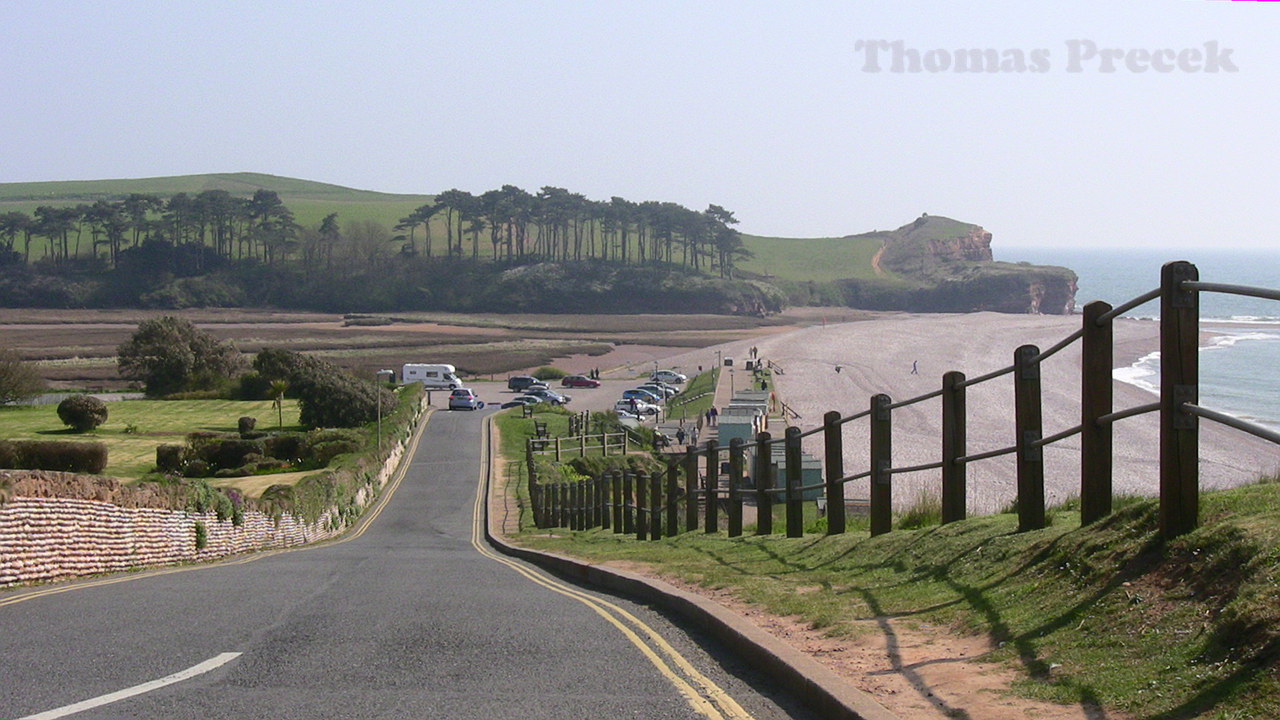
top-left (709, 406), bottom-right (718, 426)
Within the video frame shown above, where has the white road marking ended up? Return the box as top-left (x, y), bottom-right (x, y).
top-left (18, 652), bottom-right (242, 720)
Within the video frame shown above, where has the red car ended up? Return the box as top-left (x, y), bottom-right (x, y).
top-left (561, 375), bottom-right (601, 388)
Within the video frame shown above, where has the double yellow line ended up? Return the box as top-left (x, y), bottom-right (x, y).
top-left (472, 419), bottom-right (755, 720)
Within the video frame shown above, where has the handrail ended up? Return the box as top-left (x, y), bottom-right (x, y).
top-left (888, 460), bottom-right (945, 475)
top-left (1182, 281), bottom-right (1280, 304)
top-left (1096, 287), bottom-right (1160, 324)
top-left (1183, 403), bottom-right (1280, 446)
top-left (836, 407), bottom-right (872, 425)
top-left (1029, 328), bottom-right (1085, 365)
top-left (1096, 402), bottom-right (1160, 426)
top-left (886, 387), bottom-right (944, 411)
top-left (956, 363), bottom-right (1015, 389)
top-left (954, 444), bottom-right (1018, 465)
top-left (1031, 424), bottom-right (1083, 449)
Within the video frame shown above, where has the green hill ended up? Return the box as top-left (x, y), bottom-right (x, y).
top-left (0, 172), bottom-right (432, 229)
top-left (739, 232), bottom-right (894, 283)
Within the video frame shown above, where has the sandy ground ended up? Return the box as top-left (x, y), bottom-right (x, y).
top-left (654, 312), bottom-right (1280, 512)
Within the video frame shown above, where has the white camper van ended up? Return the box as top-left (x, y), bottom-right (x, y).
top-left (402, 363), bottom-right (462, 389)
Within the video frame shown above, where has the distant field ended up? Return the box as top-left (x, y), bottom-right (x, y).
top-left (0, 308), bottom-right (792, 390)
top-left (0, 398), bottom-right (301, 479)
top-left (739, 233), bottom-right (894, 282)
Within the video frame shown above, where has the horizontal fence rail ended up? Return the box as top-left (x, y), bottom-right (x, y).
top-left (524, 261), bottom-right (1280, 542)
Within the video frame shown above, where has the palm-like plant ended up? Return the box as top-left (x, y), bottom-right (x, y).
top-left (270, 379), bottom-right (289, 428)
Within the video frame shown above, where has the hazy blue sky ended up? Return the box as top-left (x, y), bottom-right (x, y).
top-left (2, 1), bottom-right (1276, 249)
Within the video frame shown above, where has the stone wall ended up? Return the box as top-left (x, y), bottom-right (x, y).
top-left (0, 397), bottom-right (426, 588)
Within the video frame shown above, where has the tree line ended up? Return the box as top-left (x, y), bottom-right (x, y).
top-left (0, 185), bottom-right (752, 279)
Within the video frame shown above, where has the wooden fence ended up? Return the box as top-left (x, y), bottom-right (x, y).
top-left (528, 262), bottom-right (1280, 542)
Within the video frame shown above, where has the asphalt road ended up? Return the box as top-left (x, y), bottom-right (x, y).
top-left (0, 408), bottom-right (816, 720)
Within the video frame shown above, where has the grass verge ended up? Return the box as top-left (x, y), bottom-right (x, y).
top-left (501, 461), bottom-right (1280, 719)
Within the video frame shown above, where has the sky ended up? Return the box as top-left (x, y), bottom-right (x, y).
top-left (2, 1), bottom-right (1277, 250)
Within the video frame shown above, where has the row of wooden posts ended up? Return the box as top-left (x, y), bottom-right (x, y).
top-left (525, 262), bottom-right (1280, 542)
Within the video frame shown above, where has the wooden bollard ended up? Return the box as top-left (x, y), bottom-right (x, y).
top-left (1014, 345), bottom-right (1045, 532)
top-left (728, 438), bottom-right (744, 537)
top-left (704, 439), bottom-right (719, 534)
top-left (785, 426), bottom-right (803, 538)
top-left (684, 447), bottom-right (699, 532)
top-left (755, 431), bottom-right (773, 535)
top-left (870, 394), bottom-right (892, 537)
top-left (636, 470), bottom-right (649, 541)
top-left (941, 371), bottom-right (966, 524)
top-left (823, 410), bottom-right (845, 535)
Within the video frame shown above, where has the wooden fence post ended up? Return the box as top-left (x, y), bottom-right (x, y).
top-left (611, 471), bottom-right (623, 534)
top-left (1161, 261), bottom-right (1199, 540)
top-left (601, 431), bottom-right (608, 456)
top-left (599, 472), bottom-right (610, 530)
top-left (1081, 300), bottom-right (1113, 525)
top-left (870, 394), bottom-right (892, 536)
top-left (1015, 344), bottom-right (1045, 532)
top-left (941, 371), bottom-right (966, 524)
top-left (755, 432), bottom-right (773, 535)
top-left (728, 438), bottom-right (744, 537)
top-left (666, 461), bottom-right (679, 537)
top-left (636, 470), bottom-right (649, 540)
top-left (684, 447), bottom-right (699, 532)
top-left (704, 439), bottom-right (719, 534)
top-left (622, 471), bottom-right (635, 534)
top-left (823, 410), bottom-right (845, 535)
top-left (785, 426), bottom-right (803, 538)
top-left (650, 472), bottom-right (662, 541)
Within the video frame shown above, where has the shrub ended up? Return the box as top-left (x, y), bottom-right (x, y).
top-left (0, 439), bottom-right (109, 474)
top-left (0, 348), bottom-right (46, 404)
top-left (194, 521), bottom-right (207, 550)
top-left (263, 433), bottom-right (307, 461)
top-left (56, 395), bottom-right (109, 432)
top-left (156, 444), bottom-right (185, 472)
top-left (237, 371), bottom-right (271, 400)
top-left (532, 366), bottom-right (568, 381)
top-left (312, 440), bottom-right (361, 465)
top-left (238, 416), bottom-right (257, 435)
top-left (183, 459), bottom-right (210, 478)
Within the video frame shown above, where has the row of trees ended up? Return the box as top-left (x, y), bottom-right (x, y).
top-left (0, 185), bottom-right (752, 279)
top-left (399, 186), bottom-right (751, 278)
top-left (0, 190), bottom-right (297, 270)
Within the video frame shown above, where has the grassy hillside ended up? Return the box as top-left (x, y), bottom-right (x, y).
top-left (739, 232), bottom-right (895, 283)
top-left (0, 172), bottom-right (432, 230)
top-left (510, 478), bottom-right (1280, 719)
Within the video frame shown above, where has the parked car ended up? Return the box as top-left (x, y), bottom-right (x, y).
top-left (499, 395), bottom-right (543, 409)
top-left (637, 383), bottom-right (677, 399)
top-left (615, 398), bottom-right (660, 416)
top-left (507, 375), bottom-right (541, 391)
top-left (647, 380), bottom-right (680, 395)
top-left (561, 375), bottom-right (601, 388)
top-left (526, 387), bottom-right (571, 405)
top-left (651, 370), bottom-right (688, 384)
top-left (622, 388), bottom-right (663, 404)
top-left (448, 388), bottom-right (485, 410)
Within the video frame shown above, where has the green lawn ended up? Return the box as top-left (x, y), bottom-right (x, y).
top-left (0, 398), bottom-right (301, 479)
top-left (739, 233), bottom-right (893, 282)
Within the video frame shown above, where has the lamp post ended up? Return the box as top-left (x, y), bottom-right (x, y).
top-left (376, 369), bottom-right (394, 453)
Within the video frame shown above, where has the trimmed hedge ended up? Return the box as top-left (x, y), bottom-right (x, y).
top-left (0, 440), bottom-right (109, 474)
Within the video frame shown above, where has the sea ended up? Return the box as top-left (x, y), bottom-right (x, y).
top-left (1000, 247), bottom-right (1280, 430)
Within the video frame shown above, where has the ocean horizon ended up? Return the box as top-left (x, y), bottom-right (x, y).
top-left (1002, 247), bottom-right (1280, 431)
